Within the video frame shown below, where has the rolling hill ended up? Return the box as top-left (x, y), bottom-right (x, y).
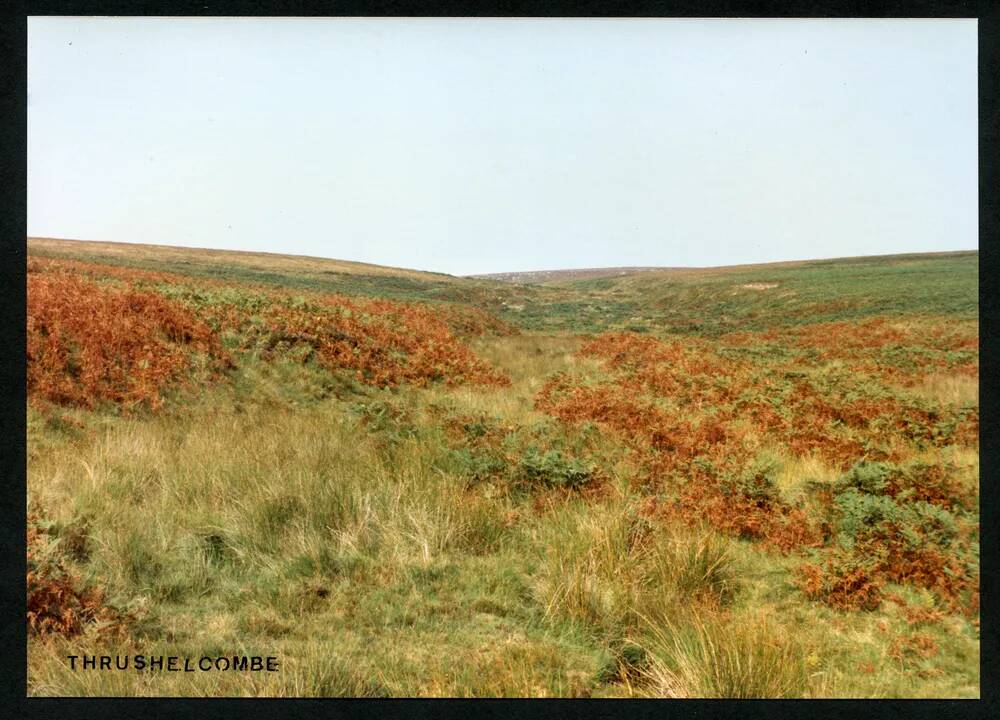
top-left (26, 237), bottom-right (979, 698)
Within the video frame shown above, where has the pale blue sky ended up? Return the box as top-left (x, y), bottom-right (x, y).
top-left (28, 18), bottom-right (977, 276)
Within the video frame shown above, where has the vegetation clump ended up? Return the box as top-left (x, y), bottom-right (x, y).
top-left (440, 411), bottom-right (601, 491)
top-left (28, 257), bottom-right (511, 414)
top-left (27, 511), bottom-right (131, 639)
top-left (27, 264), bottom-right (231, 411)
top-left (798, 461), bottom-right (978, 612)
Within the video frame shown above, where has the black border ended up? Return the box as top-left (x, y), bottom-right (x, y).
top-left (2, 3), bottom-right (996, 719)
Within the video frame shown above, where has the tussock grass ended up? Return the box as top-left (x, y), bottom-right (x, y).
top-left (530, 493), bottom-right (738, 657)
top-left (639, 611), bottom-right (811, 698)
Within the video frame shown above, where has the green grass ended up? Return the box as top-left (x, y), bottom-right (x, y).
top-left (26, 242), bottom-right (979, 697)
top-left (546, 252), bottom-right (978, 335)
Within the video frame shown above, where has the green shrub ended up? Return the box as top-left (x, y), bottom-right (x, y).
top-left (833, 490), bottom-right (902, 550)
top-left (516, 448), bottom-right (593, 489)
top-left (835, 461), bottom-right (896, 496)
top-left (832, 475), bottom-right (961, 554)
top-left (727, 454), bottom-right (781, 505)
top-left (448, 448), bottom-right (508, 485)
top-left (902, 501), bottom-right (959, 550)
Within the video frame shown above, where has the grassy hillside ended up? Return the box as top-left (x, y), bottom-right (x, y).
top-left (28, 236), bottom-right (530, 308)
top-left (28, 237), bottom-right (460, 282)
top-left (487, 251), bottom-right (978, 335)
top-left (28, 238), bottom-right (978, 336)
top-left (26, 240), bottom-right (979, 698)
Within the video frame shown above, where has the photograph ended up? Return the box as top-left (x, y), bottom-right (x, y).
top-left (25, 16), bottom-right (979, 698)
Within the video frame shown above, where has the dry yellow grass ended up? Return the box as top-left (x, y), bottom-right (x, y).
top-left (908, 373), bottom-right (978, 408)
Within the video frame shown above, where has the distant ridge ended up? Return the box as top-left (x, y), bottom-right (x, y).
top-left (467, 250), bottom-right (978, 285)
top-left (468, 267), bottom-right (676, 284)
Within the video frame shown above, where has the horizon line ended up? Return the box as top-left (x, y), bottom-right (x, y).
top-left (27, 235), bottom-right (979, 279)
